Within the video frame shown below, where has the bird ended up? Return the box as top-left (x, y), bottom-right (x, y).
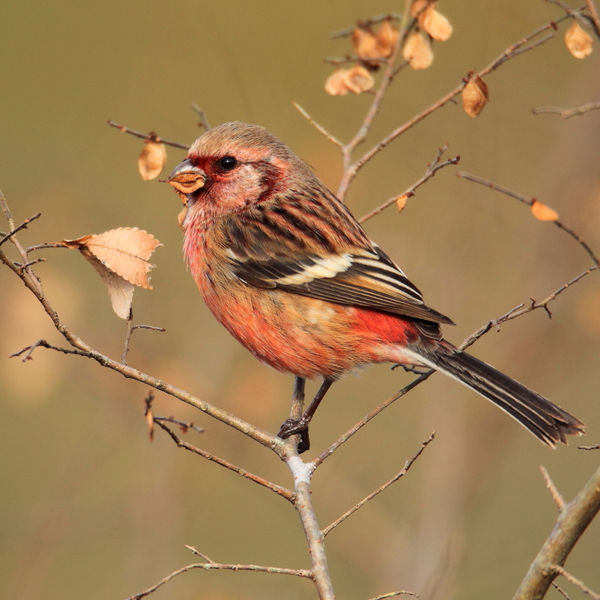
top-left (167, 121), bottom-right (585, 452)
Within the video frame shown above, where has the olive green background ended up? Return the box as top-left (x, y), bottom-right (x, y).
top-left (1, 1), bottom-right (599, 599)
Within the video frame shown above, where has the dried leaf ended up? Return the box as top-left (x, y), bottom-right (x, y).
top-left (531, 199), bottom-right (559, 222)
top-left (377, 20), bottom-right (400, 57)
top-left (146, 407), bottom-right (155, 442)
top-left (63, 228), bottom-right (161, 289)
top-left (82, 253), bottom-right (135, 319)
top-left (403, 32), bottom-right (434, 70)
top-left (565, 21), bottom-right (593, 59)
top-left (351, 26), bottom-right (381, 64)
top-left (462, 74), bottom-right (489, 117)
top-left (325, 69), bottom-right (351, 96)
top-left (345, 65), bottom-right (375, 93)
top-left (138, 141), bottom-right (167, 181)
top-left (396, 193), bottom-right (409, 214)
top-left (420, 6), bottom-right (452, 41)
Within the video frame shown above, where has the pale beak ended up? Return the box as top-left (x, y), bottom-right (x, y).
top-left (167, 159), bottom-right (206, 201)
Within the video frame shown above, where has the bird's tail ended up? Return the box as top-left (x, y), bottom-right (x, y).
top-left (410, 344), bottom-right (585, 447)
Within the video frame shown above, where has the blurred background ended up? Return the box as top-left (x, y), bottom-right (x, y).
top-left (1, 1), bottom-right (599, 599)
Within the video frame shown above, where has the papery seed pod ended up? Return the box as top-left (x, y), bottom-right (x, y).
top-left (410, 0), bottom-right (431, 17)
top-left (138, 141), bottom-right (167, 181)
top-left (531, 199), bottom-right (559, 222)
top-left (462, 73), bottom-right (489, 117)
top-left (377, 19), bottom-right (400, 58)
top-left (325, 69), bottom-right (352, 96)
top-left (352, 26), bottom-right (381, 68)
top-left (420, 6), bottom-right (452, 41)
top-left (403, 31), bottom-right (434, 70)
top-left (565, 21), bottom-right (593, 59)
top-left (345, 65), bottom-right (375, 93)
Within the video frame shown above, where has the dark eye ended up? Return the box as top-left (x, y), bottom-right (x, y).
top-left (218, 156), bottom-right (237, 171)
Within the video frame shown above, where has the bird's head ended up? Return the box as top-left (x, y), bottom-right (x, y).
top-left (168, 121), bottom-right (312, 225)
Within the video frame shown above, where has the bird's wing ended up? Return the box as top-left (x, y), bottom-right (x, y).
top-left (220, 198), bottom-right (454, 326)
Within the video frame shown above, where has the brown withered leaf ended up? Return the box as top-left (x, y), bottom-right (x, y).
top-left (565, 21), bottom-right (593, 59)
top-left (531, 199), bottom-right (559, 222)
top-left (396, 193), bottom-right (409, 214)
top-left (325, 69), bottom-right (352, 96)
top-left (345, 65), bottom-right (375, 93)
top-left (138, 141), bottom-right (167, 181)
top-left (420, 6), bottom-right (452, 41)
top-left (63, 228), bottom-right (161, 288)
top-left (62, 229), bottom-right (161, 319)
top-left (377, 20), bottom-right (400, 58)
top-left (462, 74), bottom-right (489, 117)
top-left (403, 31), bottom-right (434, 70)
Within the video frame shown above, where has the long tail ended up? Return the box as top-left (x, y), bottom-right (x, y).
top-left (410, 344), bottom-right (585, 447)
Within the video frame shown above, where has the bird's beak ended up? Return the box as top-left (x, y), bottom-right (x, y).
top-left (167, 159), bottom-right (206, 202)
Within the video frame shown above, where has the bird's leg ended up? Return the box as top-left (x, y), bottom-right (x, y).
top-left (278, 378), bottom-right (334, 453)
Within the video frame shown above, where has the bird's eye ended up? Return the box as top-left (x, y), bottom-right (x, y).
top-left (218, 156), bottom-right (237, 171)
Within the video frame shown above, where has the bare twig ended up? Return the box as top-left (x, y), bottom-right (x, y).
top-left (312, 371), bottom-right (434, 468)
top-left (456, 172), bottom-right (600, 267)
top-left (126, 552), bottom-right (311, 600)
top-left (359, 146), bottom-right (459, 223)
top-left (329, 13), bottom-right (402, 39)
top-left (578, 444), bottom-right (600, 450)
top-left (293, 102), bottom-right (343, 147)
top-left (107, 120), bottom-right (189, 150)
top-left (9, 339), bottom-right (92, 361)
top-left (553, 581), bottom-right (572, 599)
top-left (153, 415), bottom-right (204, 435)
top-left (584, 0), bottom-right (600, 36)
top-left (540, 466), bottom-right (566, 511)
top-left (533, 101), bottom-right (600, 118)
top-left (155, 420), bottom-right (294, 500)
top-left (0, 213), bottom-right (41, 247)
top-left (335, 14), bottom-right (570, 201)
top-left (192, 104), bottom-right (211, 130)
top-left (512, 464), bottom-right (600, 600)
top-left (322, 433), bottom-right (435, 537)
top-left (553, 565), bottom-right (600, 599)
top-left (368, 591), bottom-right (419, 600)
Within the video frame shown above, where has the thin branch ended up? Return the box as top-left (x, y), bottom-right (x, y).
top-left (293, 102), bottom-right (343, 147)
top-left (282, 444), bottom-right (335, 600)
top-left (584, 0), bottom-right (600, 37)
top-left (460, 267), bottom-right (597, 350)
top-left (191, 104), bottom-right (211, 130)
top-left (368, 591), bottom-right (419, 600)
top-left (533, 101), bottom-right (600, 118)
top-left (153, 415), bottom-right (204, 435)
top-left (126, 553), bottom-right (310, 600)
top-left (312, 371), bottom-right (434, 468)
top-left (578, 444), bottom-right (600, 450)
top-left (107, 120), bottom-right (189, 150)
top-left (329, 13), bottom-right (402, 39)
top-left (9, 339), bottom-right (92, 361)
top-left (553, 565), bottom-right (600, 599)
top-left (512, 464), bottom-right (600, 600)
top-left (0, 213), bottom-right (41, 247)
top-left (553, 581), bottom-right (572, 600)
top-left (358, 145), bottom-right (459, 223)
top-left (322, 433), bottom-right (435, 537)
top-left (155, 420), bottom-right (294, 500)
top-left (540, 466), bottom-right (566, 511)
top-left (336, 13), bottom-right (571, 201)
top-left (456, 172), bottom-right (600, 267)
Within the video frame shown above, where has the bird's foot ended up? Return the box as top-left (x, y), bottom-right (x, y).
top-left (278, 417), bottom-right (311, 454)
top-left (392, 363), bottom-right (430, 375)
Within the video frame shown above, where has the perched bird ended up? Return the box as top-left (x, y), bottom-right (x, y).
top-left (168, 121), bottom-right (584, 452)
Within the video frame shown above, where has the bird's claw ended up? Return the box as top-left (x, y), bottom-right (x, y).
top-left (278, 418), bottom-right (311, 454)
